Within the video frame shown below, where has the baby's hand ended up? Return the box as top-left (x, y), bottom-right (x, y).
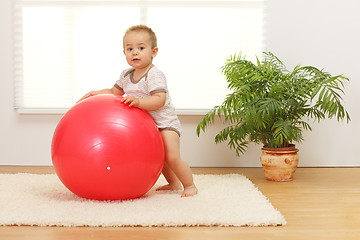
top-left (77, 91), bottom-right (95, 103)
top-left (121, 96), bottom-right (140, 107)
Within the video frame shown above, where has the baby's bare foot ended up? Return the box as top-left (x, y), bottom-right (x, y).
top-left (181, 185), bottom-right (198, 197)
top-left (156, 183), bottom-right (182, 191)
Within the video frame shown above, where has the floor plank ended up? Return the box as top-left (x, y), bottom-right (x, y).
top-left (0, 166), bottom-right (359, 240)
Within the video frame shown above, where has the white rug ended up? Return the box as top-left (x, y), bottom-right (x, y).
top-left (0, 173), bottom-right (286, 227)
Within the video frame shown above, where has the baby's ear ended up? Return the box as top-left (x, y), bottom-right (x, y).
top-left (152, 47), bottom-right (158, 58)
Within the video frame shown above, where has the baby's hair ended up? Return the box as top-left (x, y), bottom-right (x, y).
top-left (123, 25), bottom-right (157, 49)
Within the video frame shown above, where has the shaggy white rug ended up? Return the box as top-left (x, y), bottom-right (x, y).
top-left (0, 173), bottom-right (286, 227)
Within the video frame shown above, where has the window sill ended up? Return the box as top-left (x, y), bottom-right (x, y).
top-left (16, 108), bottom-right (211, 116)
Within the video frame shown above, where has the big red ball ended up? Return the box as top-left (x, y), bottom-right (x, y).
top-left (51, 94), bottom-right (165, 200)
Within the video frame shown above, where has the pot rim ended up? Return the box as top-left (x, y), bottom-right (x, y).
top-left (261, 144), bottom-right (299, 153)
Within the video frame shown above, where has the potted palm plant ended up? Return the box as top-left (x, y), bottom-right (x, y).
top-left (197, 52), bottom-right (350, 181)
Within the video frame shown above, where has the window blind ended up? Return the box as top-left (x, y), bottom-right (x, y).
top-left (13, 0), bottom-right (265, 113)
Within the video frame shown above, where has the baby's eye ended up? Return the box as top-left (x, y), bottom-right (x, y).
top-left (139, 47), bottom-right (145, 50)
top-left (127, 47), bottom-right (133, 51)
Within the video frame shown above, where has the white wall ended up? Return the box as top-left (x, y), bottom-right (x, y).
top-left (1, 0), bottom-right (359, 167)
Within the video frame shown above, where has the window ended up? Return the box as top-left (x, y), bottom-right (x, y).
top-left (13, 0), bottom-right (265, 113)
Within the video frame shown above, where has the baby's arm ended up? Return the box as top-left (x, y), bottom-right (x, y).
top-left (78, 86), bottom-right (124, 102)
top-left (122, 93), bottom-right (166, 111)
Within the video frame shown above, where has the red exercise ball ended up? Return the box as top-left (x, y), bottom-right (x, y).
top-left (51, 94), bottom-right (165, 201)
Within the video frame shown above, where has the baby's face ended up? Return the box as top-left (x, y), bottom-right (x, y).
top-left (123, 31), bottom-right (158, 70)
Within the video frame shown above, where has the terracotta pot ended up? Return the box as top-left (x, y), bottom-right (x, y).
top-left (260, 145), bottom-right (299, 181)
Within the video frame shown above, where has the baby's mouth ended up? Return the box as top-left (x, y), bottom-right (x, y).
top-left (133, 58), bottom-right (140, 62)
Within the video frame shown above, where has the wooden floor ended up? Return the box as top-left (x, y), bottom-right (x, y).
top-left (0, 166), bottom-right (359, 240)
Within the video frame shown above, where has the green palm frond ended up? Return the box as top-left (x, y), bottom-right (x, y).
top-left (197, 51), bottom-right (350, 156)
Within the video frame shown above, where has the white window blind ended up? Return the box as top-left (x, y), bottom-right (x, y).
top-left (13, 0), bottom-right (265, 113)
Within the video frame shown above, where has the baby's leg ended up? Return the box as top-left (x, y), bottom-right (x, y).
top-left (156, 162), bottom-right (182, 191)
top-left (158, 130), bottom-right (198, 197)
